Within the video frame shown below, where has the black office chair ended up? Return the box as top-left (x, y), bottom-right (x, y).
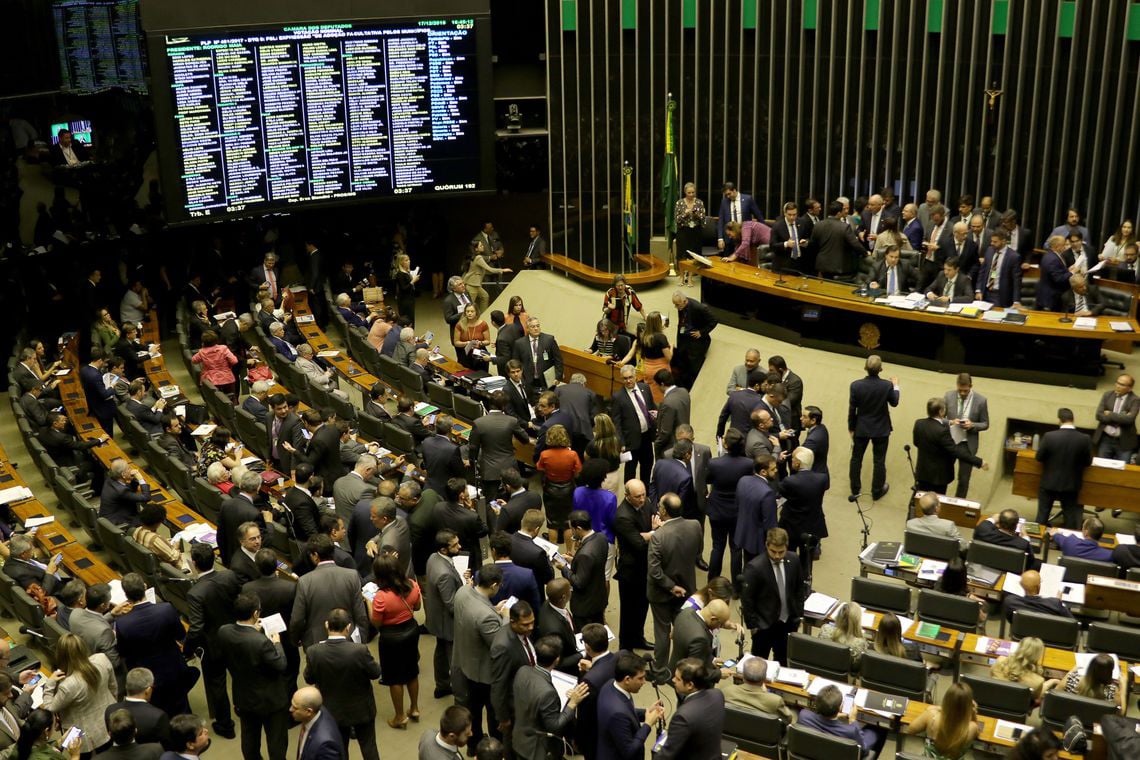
top-left (850, 577), bottom-right (911, 616)
top-left (787, 633), bottom-right (852, 682)
top-left (453, 393), bottom-right (485, 425)
top-left (144, 439), bottom-right (172, 486)
top-left (859, 651), bottom-right (930, 701)
top-left (95, 517), bottom-right (129, 571)
top-left (11, 587), bottom-right (45, 647)
top-left (916, 589), bottom-right (983, 633)
top-left (1086, 622), bottom-right (1140, 662)
top-left (722, 704), bottom-right (786, 757)
top-left (382, 423), bottom-right (417, 460)
top-left (378, 355), bottom-right (403, 388)
top-left (122, 535), bottom-right (159, 584)
top-left (785, 723), bottom-right (861, 760)
top-left (903, 530), bottom-right (961, 562)
top-left (167, 459), bottom-right (197, 509)
top-left (396, 365), bottom-right (428, 402)
top-left (427, 382), bottom-right (455, 414)
top-left (961, 673), bottom-right (1033, 722)
top-left (234, 407), bottom-right (269, 460)
top-left (1010, 610), bottom-right (1080, 651)
top-left (356, 411), bottom-right (387, 444)
top-left (155, 564), bottom-right (193, 619)
top-left (966, 540), bottom-right (1028, 575)
top-left (0, 572), bottom-right (18, 618)
top-left (43, 615), bottom-right (69, 649)
top-left (1039, 690), bottom-right (1118, 731)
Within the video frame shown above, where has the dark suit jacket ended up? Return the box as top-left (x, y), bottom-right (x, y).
top-left (613, 498), bottom-right (652, 581)
top-left (1003, 593), bottom-right (1075, 623)
top-left (20, 393), bottom-right (51, 431)
top-left (421, 435), bottom-right (465, 498)
top-left (803, 424), bottom-right (830, 476)
top-left (675, 299), bottom-right (717, 355)
top-left (494, 321), bottom-right (524, 373)
top-left (295, 424), bottom-right (347, 493)
top-left (670, 608), bottom-right (714, 670)
top-left (1060, 285), bottom-right (1105, 316)
top-left (927, 272), bottom-right (975, 303)
top-left (510, 532), bottom-right (555, 589)
top-left (125, 398), bottom-right (163, 436)
top-left (80, 363), bottom-right (116, 424)
top-left (974, 246), bottom-right (1022, 307)
top-left (913, 417), bottom-right (983, 488)
top-left (1036, 249), bottom-right (1073, 311)
top-left (555, 383), bottom-right (600, 448)
top-left (100, 478), bottom-right (151, 528)
top-left (497, 490), bottom-right (542, 534)
top-left (242, 576), bottom-right (297, 639)
top-left (434, 501), bottom-right (489, 571)
top-left (442, 293), bottom-right (471, 328)
top-left (1036, 427), bottom-right (1093, 493)
top-left (536, 601), bottom-right (581, 673)
top-left (37, 426), bottom-right (99, 468)
top-left (973, 520), bottom-right (1039, 571)
top-left (563, 532), bottom-right (608, 620)
top-left (513, 333), bottom-right (564, 388)
top-left (610, 383), bottom-right (657, 452)
top-left (216, 623), bottom-right (288, 713)
top-left (186, 569), bottom-right (241, 652)
top-left (716, 388), bottom-right (762, 437)
top-left (393, 413), bottom-right (433, 445)
top-left (655, 687), bottom-right (725, 760)
top-left (470, 413), bottom-right (528, 480)
top-left (303, 637), bottom-right (381, 726)
top-left (741, 553), bottom-right (804, 631)
top-left (769, 218), bottom-right (810, 271)
top-left (811, 217), bottom-right (865, 275)
top-left (50, 139), bottom-right (90, 166)
top-left (734, 475), bottom-right (778, 556)
top-left (242, 396), bottom-right (268, 424)
top-left (504, 378), bottom-right (537, 423)
top-left (103, 701), bottom-right (170, 749)
top-left (98, 743), bottom-right (163, 760)
top-left (576, 650), bottom-right (618, 760)
top-left (717, 193), bottom-right (763, 244)
top-left (1, 558), bottom-right (63, 594)
top-left (534, 408), bottom-right (576, 461)
top-left (705, 455), bottom-right (753, 523)
top-left (778, 469), bottom-right (830, 542)
top-left (216, 494), bottom-right (263, 567)
top-left (848, 375), bottom-right (899, 438)
top-left (939, 238), bottom-right (981, 281)
top-left (284, 486), bottom-right (323, 542)
top-left (156, 432), bottom-right (196, 470)
top-left (489, 561), bottom-right (541, 619)
top-left (299, 710), bottom-right (344, 760)
top-left (651, 458), bottom-right (695, 519)
top-left (646, 518), bottom-right (702, 605)
top-left (228, 548), bottom-right (260, 584)
top-left (114, 602), bottom-right (192, 714)
top-left (512, 666), bottom-right (577, 760)
top-left (654, 387), bottom-right (691, 456)
top-left (596, 680), bottom-right (651, 760)
top-left (269, 412), bottom-right (303, 472)
top-left (866, 260), bottom-right (915, 293)
top-left (490, 625), bottom-right (533, 719)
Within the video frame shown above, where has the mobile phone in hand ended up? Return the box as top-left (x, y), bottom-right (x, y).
top-left (61, 726), bottom-right (83, 748)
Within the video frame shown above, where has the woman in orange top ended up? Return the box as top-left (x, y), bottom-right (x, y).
top-left (452, 303), bottom-right (490, 370)
top-left (504, 295), bottom-right (529, 326)
top-left (536, 424), bottom-right (581, 544)
top-left (369, 553), bottom-right (423, 729)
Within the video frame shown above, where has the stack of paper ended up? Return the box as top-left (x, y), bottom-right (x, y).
top-left (974, 636), bottom-right (1013, 657)
top-left (171, 522), bottom-right (216, 547)
top-left (0, 486), bottom-right (34, 506)
top-left (259, 613), bottom-right (288, 637)
top-left (804, 592), bottom-right (840, 618)
top-left (108, 579), bottom-right (157, 606)
top-left (918, 559), bottom-right (948, 581)
top-left (1073, 317), bottom-right (1098, 330)
top-left (773, 667), bottom-right (809, 688)
top-left (971, 300), bottom-right (994, 311)
top-left (807, 677), bottom-right (854, 697)
top-left (316, 350), bottom-right (339, 358)
top-left (1109, 321), bottom-right (1135, 332)
top-left (158, 385), bottom-right (181, 399)
top-left (1117, 533), bottom-right (1137, 546)
top-left (981, 310), bottom-right (1006, 322)
top-left (451, 555), bottom-right (470, 577)
top-left (1003, 563), bottom-right (1065, 598)
top-left (23, 515), bottom-right (55, 529)
top-left (551, 670), bottom-right (579, 708)
top-left (1092, 457), bottom-right (1127, 470)
top-left (295, 314), bottom-right (315, 324)
top-left (190, 424), bottom-right (217, 438)
top-left (361, 582), bottom-right (379, 602)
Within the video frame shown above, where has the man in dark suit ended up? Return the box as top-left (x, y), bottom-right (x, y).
top-left (248, 252), bottom-right (282, 301)
top-left (101, 709), bottom-right (164, 760)
top-left (811, 200), bottom-right (866, 279)
top-left (490, 600), bottom-right (537, 748)
top-left (287, 686), bottom-right (345, 760)
top-left (80, 348), bottom-right (116, 436)
top-left (155, 414), bottom-right (196, 471)
top-left (652, 370), bottom-right (690, 458)
top-left (925, 256), bottom-right (975, 305)
top-left (470, 392), bottom-right (529, 495)
top-left (768, 356), bottom-right (804, 430)
top-left (523, 224), bottom-right (548, 267)
top-left (596, 653), bottom-right (665, 760)
top-left (185, 544), bottom-right (240, 739)
top-left (669, 600), bottom-right (731, 673)
top-left (769, 201), bottom-right (811, 273)
top-left (100, 460), bottom-right (152, 528)
top-left (496, 469), bottom-right (541, 534)
top-left (866, 246), bottom-right (914, 295)
top-left (532, 390), bottom-right (575, 461)
top-left (671, 292), bottom-right (717, 389)
top-left (975, 510), bottom-right (1041, 571)
top-left (284, 411), bottom-right (346, 496)
top-left (105, 671), bottom-right (172, 749)
top-left (716, 182), bottom-right (763, 252)
top-left (435, 478), bottom-right (490, 572)
top-left (442, 276), bottom-right (474, 330)
top-left (939, 221), bottom-right (981, 283)
top-left (1093, 374), bottom-right (1139, 462)
top-left (778, 448), bottom-right (830, 554)
top-left (391, 396), bottom-right (433, 448)
top-left (1060, 274), bottom-right (1104, 316)
top-left (492, 313), bottom-right (525, 374)
top-left (512, 317), bottom-right (563, 391)
top-left (913, 398), bottom-right (988, 496)
top-left (503, 360), bottom-right (537, 424)
top-left (227, 522), bottom-right (264, 584)
top-left (574, 624), bottom-right (617, 760)
top-left (655, 659), bottom-right (726, 760)
top-left (562, 511), bottom-right (609, 628)
top-left (283, 466), bottom-right (325, 543)
top-left (734, 454), bottom-right (779, 562)
top-left (801, 405), bottom-right (829, 476)
top-left (555, 374), bottom-right (600, 452)
top-left (848, 355), bottom-right (900, 501)
top-left (485, 532), bottom-right (541, 615)
top-left (19, 383), bottom-right (53, 432)
top-left (1035, 235), bottom-right (1074, 312)
top-left (610, 366), bottom-right (656, 481)
top-left (421, 415), bottom-right (466, 498)
top-left (741, 527), bottom-right (803, 664)
top-left (974, 228), bottom-right (1022, 307)
top-left (716, 369), bottom-right (765, 438)
top-left (241, 383), bottom-right (270, 424)
top-left (537, 580), bottom-right (582, 675)
top-left (38, 411), bottom-right (103, 487)
top-left (1035, 408), bottom-right (1093, 528)
top-left (216, 592), bottom-right (289, 760)
top-left (302, 610), bottom-right (381, 760)
top-left (646, 493), bottom-right (702, 682)
top-left (216, 472), bottom-right (275, 567)
top-left (115, 574), bottom-right (198, 716)
top-left (124, 380), bottom-right (166, 436)
top-left (1000, 209), bottom-right (1034, 259)
top-left (651, 440), bottom-right (696, 521)
top-left (266, 395), bottom-right (302, 473)
top-left (610, 478), bottom-right (652, 650)
top-left (50, 128), bottom-right (91, 166)
top-left (242, 549), bottom-right (300, 690)
top-left (1001, 568), bottom-right (1075, 623)
top-left (512, 636), bottom-right (589, 760)
top-left (511, 510), bottom-right (556, 591)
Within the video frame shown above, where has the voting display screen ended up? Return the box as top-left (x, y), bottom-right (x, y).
top-left (152, 17), bottom-right (490, 222)
top-left (54, 0), bottom-right (147, 94)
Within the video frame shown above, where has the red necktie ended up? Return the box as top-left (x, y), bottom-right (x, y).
top-left (296, 725), bottom-right (306, 760)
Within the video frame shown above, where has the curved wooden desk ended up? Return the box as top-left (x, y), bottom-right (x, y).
top-left (541, 252), bottom-right (670, 286)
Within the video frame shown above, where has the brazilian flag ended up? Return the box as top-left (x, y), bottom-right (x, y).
top-left (660, 97), bottom-right (680, 246)
top-left (623, 162), bottom-right (636, 261)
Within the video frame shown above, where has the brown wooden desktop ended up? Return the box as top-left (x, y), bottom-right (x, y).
top-left (1012, 449), bottom-right (1140, 514)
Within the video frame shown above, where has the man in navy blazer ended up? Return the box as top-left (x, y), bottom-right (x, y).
top-left (734, 454), bottom-right (779, 562)
top-left (115, 573), bottom-right (198, 716)
top-left (80, 348), bottom-right (117, 436)
top-left (485, 532), bottom-right (541, 615)
top-left (801, 406), bottom-right (829, 476)
top-left (716, 182), bottom-right (763, 252)
top-left (1036, 235), bottom-right (1074, 312)
top-left (574, 624), bottom-right (618, 760)
top-left (847, 355), bottom-right (900, 501)
top-left (289, 686), bottom-right (346, 760)
top-left (901, 204), bottom-right (924, 251)
top-left (533, 391), bottom-right (577, 462)
top-left (650, 442), bottom-right (695, 518)
top-left (595, 652), bottom-right (665, 760)
top-left (974, 229), bottom-right (1022, 307)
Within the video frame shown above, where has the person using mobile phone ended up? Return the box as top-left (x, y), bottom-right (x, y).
top-left (13, 708), bottom-right (83, 760)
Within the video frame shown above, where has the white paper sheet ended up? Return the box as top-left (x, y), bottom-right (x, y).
top-left (259, 613), bottom-right (288, 638)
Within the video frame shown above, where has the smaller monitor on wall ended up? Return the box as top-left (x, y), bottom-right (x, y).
top-left (51, 120), bottom-right (94, 145)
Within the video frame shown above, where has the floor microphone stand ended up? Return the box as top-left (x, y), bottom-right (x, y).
top-left (849, 494), bottom-right (872, 550)
top-left (903, 444), bottom-right (920, 521)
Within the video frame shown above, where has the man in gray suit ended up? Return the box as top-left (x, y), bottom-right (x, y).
top-left (905, 493), bottom-right (962, 546)
top-left (290, 535), bottom-right (370, 649)
top-left (332, 456), bottom-right (377, 525)
top-left (725, 348), bottom-right (763, 395)
top-left (469, 391), bottom-right (530, 495)
top-left (554, 373), bottom-right (599, 452)
top-left (943, 372), bottom-right (990, 498)
top-left (69, 582), bottom-right (128, 695)
top-left (653, 370), bottom-right (691, 459)
top-left (512, 635), bottom-right (589, 760)
top-left (647, 493), bottom-right (703, 683)
top-left (417, 705), bottom-right (473, 760)
top-left (669, 599), bottom-right (732, 672)
top-left (453, 564), bottom-right (506, 749)
top-left (365, 498), bottom-right (412, 577)
top-left (425, 529), bottom-right (465, 700)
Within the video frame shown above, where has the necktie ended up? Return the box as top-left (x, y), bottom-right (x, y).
top-left (988, 252), bottom-right (1002, 290)
top-left (927, 226), bottom-right (941, 260)
top-left (774, 562), bottom-right (788, 622)
top-left (1076, 294), bottom-right (1087, 314)
top-left (523, 636), bottom-right (536, 666)
top-left (565, 607), bottom-right (574, 630)
top-left (296, 726), bottom-right (306, 760)
top-left (732, 200), bottom-right (739, 222)
top-left (943, 277), bottom-right (953, 298)
top-left (272, 417), bottom-right (282, 459)
top-left (459, 293), bottom-right (469, 307)
top-left (957, 397), bottom-right (965, 418)
top-left (789, 221), bottom-right (800, 259)
top-left (631, 388), bottom-right (650, 432)
top-left (266, 269), bottom-right (277, 300)
top-left (888, 267), bottom-right (897, 295)
top-left (531, 339), bottom-right (539, 374)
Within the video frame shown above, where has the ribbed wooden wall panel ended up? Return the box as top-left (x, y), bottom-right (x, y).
top-left (546, 0), bottom-right (1140, 269)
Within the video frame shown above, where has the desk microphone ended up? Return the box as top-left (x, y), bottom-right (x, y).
top-left (903, 444), bottom-right (911, 453)
top-left (847, 493), bottom-right (863, 503)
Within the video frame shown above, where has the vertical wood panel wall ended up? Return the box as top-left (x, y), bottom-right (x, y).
top-left (546, 0), bottom-right (1140, 271)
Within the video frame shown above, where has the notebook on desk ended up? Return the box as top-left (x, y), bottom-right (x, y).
top-left (966, 562), bottom-right (1002, 587)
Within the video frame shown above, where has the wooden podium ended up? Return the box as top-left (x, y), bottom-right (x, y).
top-left (1084, 575), bottom-right (1140, 616)
top-left (1012, 449), bottom-right (1140, 514)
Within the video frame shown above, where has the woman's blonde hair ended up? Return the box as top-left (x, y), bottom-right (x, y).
top-left (546, 424), bottom-right (570, 449)
top-left (590, 414), bottom-right (622, 462)
top-left (639, 311), bottom-right (665, 349)
top-left (999, 636), bottom-right (1044, 682)
top-left (873, 612), bottom-right (908, 659)
top-left (829, 602), bottom-right (864, 645)
top-left (55, 634), bottom-right (99, 692)
top-left (932, 682), bottom-right (975, 755)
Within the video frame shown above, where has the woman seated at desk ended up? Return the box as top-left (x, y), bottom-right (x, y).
top-left (989, 636), bottom-right (1058, 703)
top-left (872, 612), bottom-right (921, 662)
top-left (1052, 652), bottom-right (1127, 714)
top-left (818, 602), bottom-right (868, 668)
top-left (902, 682), bottom-right (979, 760)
